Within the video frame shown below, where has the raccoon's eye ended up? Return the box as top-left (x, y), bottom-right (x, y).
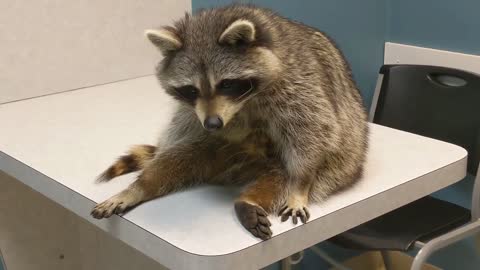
top-left (219, 80), bottom-right (234, 89)
top-left (174, 85), bottom-right (199, 101)
top-left (217, 79), bottom-right (253, 98)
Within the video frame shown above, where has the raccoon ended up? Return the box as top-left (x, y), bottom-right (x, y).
top-left (91, 4), bottom-right (368, 241)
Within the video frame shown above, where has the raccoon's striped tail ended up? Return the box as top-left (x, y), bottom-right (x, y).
top-left (96, 144), bottom-right (157, 183)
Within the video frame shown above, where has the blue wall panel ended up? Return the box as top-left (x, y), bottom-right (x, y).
top-left (388, 0), bottom-right (480, 55)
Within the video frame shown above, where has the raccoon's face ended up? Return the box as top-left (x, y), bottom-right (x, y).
top-left (145, 13), bottom-right (281, 131)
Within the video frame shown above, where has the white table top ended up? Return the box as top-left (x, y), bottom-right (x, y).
top-left (0, 76), bottom-right (467, 270)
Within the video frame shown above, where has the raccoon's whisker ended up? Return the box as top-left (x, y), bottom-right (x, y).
top-left (234, 80), bottom-right (254, 102)
top-left (236, 157), bottom-right (249, 170)
top-left (218, 142), bottom-right (232, 151)
top-left (234, 87), bottom-right (253, 102)
top-left (242, 80), bottom-right (275, 103)
top-left (242, 87), bottom-right (268, 104)
top-left (232, 152), bottom-right (251, 171)
top-left (225, 151), bottom-right (247, 161)
top-left (224, 151), bottom-right (250, 162)
top-left (242, 90), bottom-right (261, 103)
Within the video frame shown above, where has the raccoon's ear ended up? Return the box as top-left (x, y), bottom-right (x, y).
top-left (144, 28), bottom-right (182, 55)
top-left (219, 19), bottom-right (256, 45)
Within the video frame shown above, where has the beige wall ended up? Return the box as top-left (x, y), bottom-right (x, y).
top-left (0, 171), bottom-right (167, 270)
top-left (0, 0), bottom-right (190, 104)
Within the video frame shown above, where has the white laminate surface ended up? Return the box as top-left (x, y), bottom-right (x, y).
top-left (0, 76), bottom-right (467, 270)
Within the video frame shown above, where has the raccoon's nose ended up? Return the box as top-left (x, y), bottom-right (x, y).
top-left (204, 116), bottom-right (224, 131)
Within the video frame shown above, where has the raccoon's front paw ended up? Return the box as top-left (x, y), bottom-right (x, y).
top-left (278, 203), bottom-right (310, 225)
top-left (234, 201), bottom-right (272, 240)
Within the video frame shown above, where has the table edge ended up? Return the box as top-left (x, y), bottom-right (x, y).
top-left (0, 144), bottom-right (468, 270)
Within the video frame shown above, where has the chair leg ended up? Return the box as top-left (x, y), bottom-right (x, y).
top-left (411, 247), bottom-right (433, 270)
top-left (411, 220), bottom-right (480, 270)
top-left (380, 250), bottom-right (393, 270)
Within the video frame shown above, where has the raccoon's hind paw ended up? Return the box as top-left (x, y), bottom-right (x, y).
top-left (278, 204), bottom-right (311, 225)
top-left (91, 199), bottom-right (128, 219)
top-left (90, 190), bottom-right (139, 219)
top-left (234, 201), bottom-right (272, 240)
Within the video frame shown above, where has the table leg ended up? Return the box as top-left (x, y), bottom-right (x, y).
top-left (281, 257), bottom-right (291, 270)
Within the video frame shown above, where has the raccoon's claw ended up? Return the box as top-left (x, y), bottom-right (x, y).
top-left (278, 205), bottom-right (310, 225)
top-left (235, 201), bottom-right (272, 240)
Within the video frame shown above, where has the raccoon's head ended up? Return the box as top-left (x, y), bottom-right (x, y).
top-left (145, 7), bottom-right (281, 131)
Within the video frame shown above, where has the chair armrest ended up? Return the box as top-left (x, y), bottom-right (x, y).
top-left (412, 220), bottom-right (480, 270)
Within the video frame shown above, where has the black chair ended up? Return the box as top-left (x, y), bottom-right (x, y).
top-left (329, 64), bottom-right (480, 270)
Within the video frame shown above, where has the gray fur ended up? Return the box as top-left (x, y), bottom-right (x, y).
top-left (152, 4), bottom-right (368, 204)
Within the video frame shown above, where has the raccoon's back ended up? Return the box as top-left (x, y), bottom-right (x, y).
top-left (262, 12), bottom-right (369, 164)
top-left (276, 16), bottom-right (367, 129)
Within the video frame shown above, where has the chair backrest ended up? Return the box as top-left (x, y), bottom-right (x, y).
top-left (372, 64), bottom-right (480, 176)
